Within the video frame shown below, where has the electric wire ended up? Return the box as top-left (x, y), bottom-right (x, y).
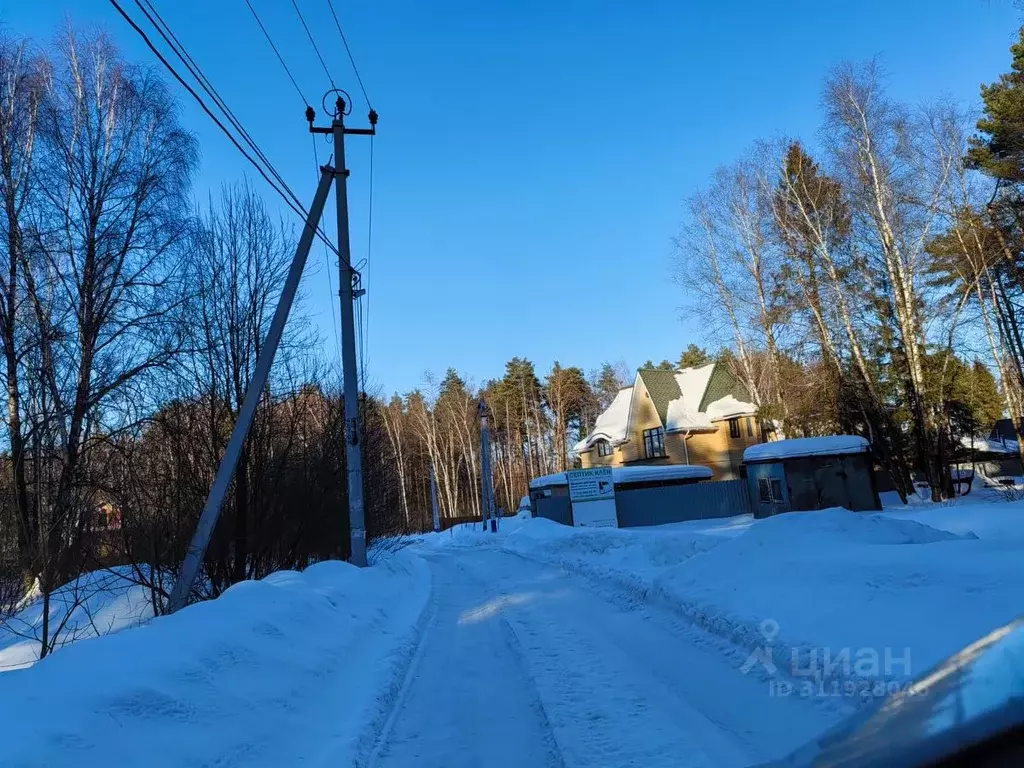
top-left (110, 0), bottom-right (343, 258)
top-left (290, 0), bottom-right (337, 90)
top-left (242, 0), bottom-right (309, 107)
top-left (325, 0), bottom-right (372, 109)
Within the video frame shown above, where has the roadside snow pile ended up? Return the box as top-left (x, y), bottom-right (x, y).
top-left (0, 554), bottom-right (430, 768)
top-left (651, 509), bottom-right (994, 686)
top-left (498, 515), bottom-right (752, 596)
top-left (459, 504), bottom-right (1023, 697)
top-left (0, 568), bottom-right (156, 671)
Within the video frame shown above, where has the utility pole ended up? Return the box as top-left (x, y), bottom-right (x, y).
top-left (429, 460), bottom-right (440, 533)
top-left (310, 93), bottom-right (377, 567)
top-left (167, 167), bottom-right (336, 614)
top-left (479, 400), bottom-right (497, 532)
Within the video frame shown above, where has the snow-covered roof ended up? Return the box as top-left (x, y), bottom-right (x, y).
top-left (576, 362), bottom-right (757, 450)
top-left (573, 387), bottom-right (633, 452)
top-left (664, 364), bottom-right (716, 431)
top-left (530, 464), bottom-right (713, 490)
top-left (959, 435), bottom-right (1020, 455)
top-left (704, 394), bottom-right (758, 422)
top-left (743, 435), bottom-right (870, 463)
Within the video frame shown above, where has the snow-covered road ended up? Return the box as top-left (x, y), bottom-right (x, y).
top-left (371, 547), bottom-right (844, 768)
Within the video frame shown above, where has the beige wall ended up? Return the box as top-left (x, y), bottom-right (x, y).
top-left (668, 415), bottom-right (762, 480)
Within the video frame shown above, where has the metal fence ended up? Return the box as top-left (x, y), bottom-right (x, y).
top-left (615, 479), bottom-right (751, 527)
top-left (532, 478), bottom-right (752, 528)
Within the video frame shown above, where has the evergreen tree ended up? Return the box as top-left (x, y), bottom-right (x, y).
top-left (592, 362), bottom-right (627, 411)
top-left (967, 27), bottom-right (1024, 185)
top-left (678, 344), bottom-right (711, 369)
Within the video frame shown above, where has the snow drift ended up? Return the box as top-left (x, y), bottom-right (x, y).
top-left (0, 555), bottom-right (431, 768)
top-left (0, 567), bottom-right (157, 671)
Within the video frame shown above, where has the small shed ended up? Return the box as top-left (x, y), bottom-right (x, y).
top-left (529, 465), bottom-right (716, 528)
top-left (956, 435), bottom-right (1023, 480)
top-left (743, 436), bottom-right (881, 518)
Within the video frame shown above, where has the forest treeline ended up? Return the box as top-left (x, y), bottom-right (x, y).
top-left (3, 22), bottom-right (1024, 658)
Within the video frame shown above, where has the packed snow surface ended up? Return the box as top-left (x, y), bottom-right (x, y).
top-left (431, 499), bottom-right (1022, 699)
top-left (743, 435), bottom-right (869, 462)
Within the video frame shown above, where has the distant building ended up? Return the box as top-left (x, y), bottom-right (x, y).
top-left (575, 362), bottom-right (764, 480)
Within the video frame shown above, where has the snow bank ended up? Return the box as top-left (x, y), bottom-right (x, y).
top-left (652, 507), bottom-right (1022, 693)
top-left (0, 568), bottom-right (156, 671)
top-left (0, 555), bottom-right (431, 767)
top-left (743, 435), bottom-right (869, 462)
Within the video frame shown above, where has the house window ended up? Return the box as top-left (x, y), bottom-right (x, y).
top-left (643, 427), bottom-right (666, 458)
top-left (746, 417), bottom-right (754, 437)
top-left (758, 477), bottom-right (784, 503)
top-left (597, 440), bottom-right (613, 457)
top-left (729, 418), bottom-right (741, 438)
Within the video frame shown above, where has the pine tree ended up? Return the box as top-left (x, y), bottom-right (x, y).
top-left (678, 344), bottom-right (711, 369)
top-left (592, 362), bottom-right (626, 410)
top-left (967, 27), bottom-right (1024, 184)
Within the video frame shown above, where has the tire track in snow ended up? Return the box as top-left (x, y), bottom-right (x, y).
top-left (453, 547), bottom-right (843, 766)
top-left (369, 554), bottom-right (564, 768)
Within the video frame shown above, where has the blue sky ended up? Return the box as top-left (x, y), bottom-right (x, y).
top-left (1, 1), bottom-right (1021, 394)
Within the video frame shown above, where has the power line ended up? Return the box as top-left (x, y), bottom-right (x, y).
top-left (243, 0), bottom-right (309, 107)
top-left (137, 1), bottom-right (300, 201)
top-left (111, 0), bottom-right (342, 258)
top-left (290, 0), bottom-right (336, 90)
top-left (326, 0), bottom-right (372, 109)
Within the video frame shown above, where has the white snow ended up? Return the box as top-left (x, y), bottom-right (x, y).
top-left (430, 500), bottom-right (1024, 703)
top-left (703, 394), bottom-right (758, 421)
top-left (959, 434), bottom-right (1020, 454)
top-left (664, 363), bottom-right (717, 431)
top-left (0, 555), bottom-right (431, 767)
top-left (529, 464), bottom-right (713, 490)
top-left (395, 529), bottom-right (837, 766)
top-left (0, 567), bottom-right (156, 671)
top-left (743, 434), bottom-right (869, 462)
top-left (573, 386), bottom-right (633, 452)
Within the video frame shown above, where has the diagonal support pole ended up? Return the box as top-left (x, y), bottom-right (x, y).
top-left (166, 167), bottom-right (336, 614)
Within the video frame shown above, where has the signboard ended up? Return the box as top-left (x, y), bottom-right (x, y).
top-left (566, 468), bottom-right (618, 528)
top-left (567, 468), bottom-right (615, 502)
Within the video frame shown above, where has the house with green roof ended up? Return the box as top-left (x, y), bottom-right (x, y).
top-left (575, 362), bottom-right (765, 480)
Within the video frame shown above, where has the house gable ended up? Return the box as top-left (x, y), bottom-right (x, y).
top-left (698, 363), bottom-right (754, 413)
top-left (635, 369), bottom-right (681, 427)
